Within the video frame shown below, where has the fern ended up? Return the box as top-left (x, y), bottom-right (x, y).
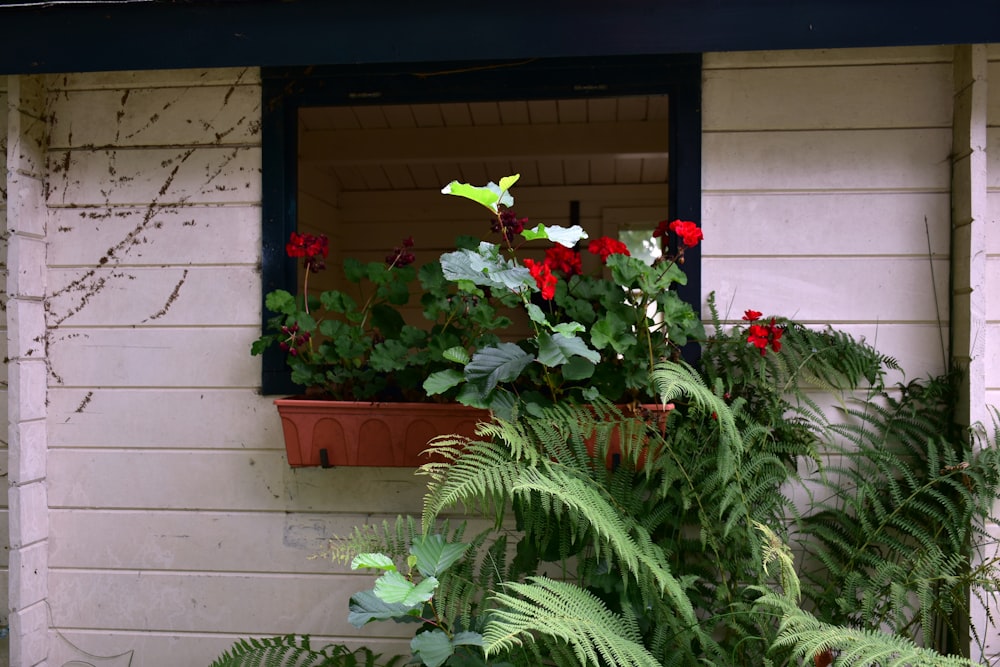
top-left (209, 635), bottom-right (404, 667)
top-left (796, 376), bottom-right (1000, 654)
top-left (756, 590), bottom-right (982, 667)
top-left (484, 576), bottom-right (662, 667)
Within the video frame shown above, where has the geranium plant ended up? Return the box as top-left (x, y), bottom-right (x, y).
top-left (423, 174), bottom-right (706, 415)
top-left (251, 232), bottom-right (513, 402)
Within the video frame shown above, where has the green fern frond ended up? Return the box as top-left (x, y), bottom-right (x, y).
top-left (209, 635), bottom-right (404, 667)
top-left (756, 590), bottom-right (981, 667)
top-left (319, 516), bottom-right (419, 565)
top-left (484, 576), bottom-right (663, 667)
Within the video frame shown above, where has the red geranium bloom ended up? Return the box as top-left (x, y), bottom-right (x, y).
top-left (385, 237), bottom-right (416, 267)
top-left (747, 318), bottom-right (783, 356)
top-left (544, 245), bottom-right (582, 276)
top-left (668, 220), bottom-right (703, 248)
top-left (587, 236), bottom-right (630, 263)
top-left (523, 258), bottom-right (558, 300)
top-left (286, 232), bottom-right (329, 259)
top-left (742, 309), bottom-right (762, 322)
top-left (286, 232), bottom-right (329, 272)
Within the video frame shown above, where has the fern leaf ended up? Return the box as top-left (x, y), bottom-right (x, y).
top-left (484, 577), bottom-right (662, 667)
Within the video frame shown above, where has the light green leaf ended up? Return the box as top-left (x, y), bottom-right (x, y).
top-left (373, 570), bottom-right (439, 606)
top-left (411, 534), bottom-right (470, 577)
top-left (351, 553), bottom-right (397, 572)
top-left (551, 321), bottom-right (585, 336)
top-left (411, 630), bottom-right (454, 667)
top-left (442, 346), bottom-right (471, 364)
top-left (441, 179), bottom-right (514, 213)
top-left (423, 369), bottom-right (466, 396)
top-left (497, 173), bottom-right (520, 194)
top-left (522, 223), bottom-right (588, 247)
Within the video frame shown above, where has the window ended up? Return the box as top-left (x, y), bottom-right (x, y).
top-left (260, 56), bottom-right (701, 393)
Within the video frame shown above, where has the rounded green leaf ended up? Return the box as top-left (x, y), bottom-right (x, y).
top-left (351, 552), bottom-right (397, 572)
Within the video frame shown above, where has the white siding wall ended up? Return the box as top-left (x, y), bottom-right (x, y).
top-left (988, 45), bottom-right (1000, 442)
top-left (34, 67), bottom-right (415, 666)
top-left (983, 43), bottom-right (1000, 663)
top-left (0, 73), bottom-right (11, 666)
top-left (6, 74), bottom-right (49, 667)
top-left (0, 45), bottom-right (993, 665)
top-left (703, 46), bottom-right (954, 377)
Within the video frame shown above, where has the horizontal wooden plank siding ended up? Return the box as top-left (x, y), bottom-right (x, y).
top-left (0, 75), bottom-right (10, 664)
top-left (985, 52), bottom-right (1000, 410)
top-left (37, 67), bottom-right (429, 667)
top-left (983, 48), bottom-right (1000, 660)
top-left (703, 47), bottom-right (954, 380)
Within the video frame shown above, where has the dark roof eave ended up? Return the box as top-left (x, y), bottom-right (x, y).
top-left (1, 0), bottom-right (999, 75)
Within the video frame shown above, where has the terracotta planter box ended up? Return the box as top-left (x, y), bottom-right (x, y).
top-left (274, 398), bottom-right (489, 468)
top-left (589, 403), bottom-right (673, 470)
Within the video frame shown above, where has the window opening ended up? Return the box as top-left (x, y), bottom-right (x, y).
top-left (261, 55), bottom-right (701, 393)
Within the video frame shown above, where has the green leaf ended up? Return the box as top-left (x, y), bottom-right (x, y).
top-left (442, 346), bottom-right (471, 364)
top-left (551, 321), bottom-right (585, 336)
top-left (497, 173), bottom-right (520, 194)
top-left (263, 289), bottom-right (296, 314)
top-left (343, 257), bottom-right (365, 283)
top-left (348, 589), bottom-right (421, 627)
top-left (320, 289), bottom-right (357, 315)
top-left (465, 343), bottom-right (534, 395)
top-left (440, 245), bottom-right (532, 292)
top-left (373, 570), bottom-right (439, 605)
top-left (370, 303), bottom-right (406, 338)
top-left (536, 333), bottom-right (600, 368)
top-left (351, 553), bottom-right (397, 572)
top-left (525, 302), bottom-right (548, 325)
top-left (370, 339), bottom-right (411, 372)
top-left (562, 355), bottom-right (596, 381)
top-left (411, 630), bottom-right (454, 667)
top-left (452, 632), bottom-right (484, 647)
top-left (423, 369), bottom-right (466, 396)
top-left (522, 223), bottom-right (588, 247)
top-left (591, 313), bottom-right (637, 353)
top-left (440, 179), bottom-right (514, 213)
top-left (410, 534), bottom-right (470, 577)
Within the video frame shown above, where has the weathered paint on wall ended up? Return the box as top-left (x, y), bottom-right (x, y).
top-left (32, 67), bottom-right (439, 667)
top-left (6, 73), bottom-right (49, 667)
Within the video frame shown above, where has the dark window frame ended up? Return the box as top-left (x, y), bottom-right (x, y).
top-left (260, 54), bottom-right (702, 394)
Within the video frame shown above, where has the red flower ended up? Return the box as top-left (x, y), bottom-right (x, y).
top-left (544, 245), bottom-right (582, 276)
top-left (385, 237), bottom-right (416, 267)
top-left (669, 220), bottom-right (703, 248)
top-left (493, 209), bottom-right (528, 242)
top-left (587, 237), bottom-right (630, 263)
top-left (286, 232), bottom-right (329, 272)
top-left (524, 258), bottom-right (558, 300)
top-left (286, 232), bottom-right (329, 259)
top-left (653, 219), bottom-right (703, 248)
top-left (742, 309), bottom-right (762, 322)
top-left (747, 318), bottom-right (784, 356)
